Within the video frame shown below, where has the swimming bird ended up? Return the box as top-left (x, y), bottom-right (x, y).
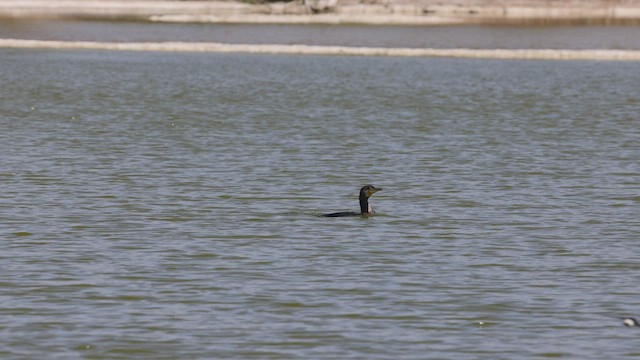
top-left (622, 317), bottom-right (639, 327)
top-left (321, 185), bottom-right (382, 217)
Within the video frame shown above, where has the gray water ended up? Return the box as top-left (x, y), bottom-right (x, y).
top-left (1, 48), bottom-right (640, 359)
top-left (3, 20), bottom-right (640, 50)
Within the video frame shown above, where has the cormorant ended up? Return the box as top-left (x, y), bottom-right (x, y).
top-left (321, 185), bottom-right (382, 217)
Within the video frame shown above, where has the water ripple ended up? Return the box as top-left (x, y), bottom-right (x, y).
top-left (1, 49), bottom-right (639, 359)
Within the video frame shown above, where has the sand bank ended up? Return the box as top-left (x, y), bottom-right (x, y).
top-left (2, 38), bottom-right (640, 61)
top-left (1, 0), bottom-right (640, 25)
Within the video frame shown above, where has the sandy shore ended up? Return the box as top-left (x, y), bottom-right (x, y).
top-left (1, 0), bottom-right (640, 25)
top-left (2, 1), bottom-right (640, 60)
top-left (2, 38), bottom-right (640, 61)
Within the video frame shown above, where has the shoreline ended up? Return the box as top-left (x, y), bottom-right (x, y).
top-left (1, 0), bottom-right (640, 26)
top-left (2, 38), bottom-right (640, 61)
top-left (3, 1), bottom-right (640, 60)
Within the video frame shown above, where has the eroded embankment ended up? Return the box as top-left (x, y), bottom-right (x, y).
top-left (1, 0), bottom-right (640, 26)
top-left (2, 39), bottom-right (640, 61)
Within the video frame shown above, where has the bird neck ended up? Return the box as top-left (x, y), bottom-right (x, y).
top-left (359, 193), bottom-right (369, 214)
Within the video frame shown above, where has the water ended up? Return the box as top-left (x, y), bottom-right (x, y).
top-left (1, 47), bottom-right (640, 359)
top-left (3, 19), bottom-right (640, 50)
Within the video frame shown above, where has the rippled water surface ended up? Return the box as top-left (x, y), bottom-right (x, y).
top-left (1, 49), bottom-right (640, 359)
top-left (3, 20), bottom-right (640, 49)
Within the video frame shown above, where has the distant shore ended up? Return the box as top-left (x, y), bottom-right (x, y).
top-left (1, 0), bottom-right (640, 26)
top-left (3, 1), bottom-right (640, 60)
top-left (3, 38), bottom-right (640, 61)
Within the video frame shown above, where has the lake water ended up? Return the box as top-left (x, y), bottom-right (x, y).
top-left (1, 28), bottom-right (640, 359)
top-left (2, 20), bottom-right (640, 50)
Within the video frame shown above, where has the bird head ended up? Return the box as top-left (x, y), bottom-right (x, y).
top-left (361, 185), bottom-right (382, 198)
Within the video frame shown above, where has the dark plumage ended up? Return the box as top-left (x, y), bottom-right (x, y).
top-left (321, 185), bottom-right (382, 217)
